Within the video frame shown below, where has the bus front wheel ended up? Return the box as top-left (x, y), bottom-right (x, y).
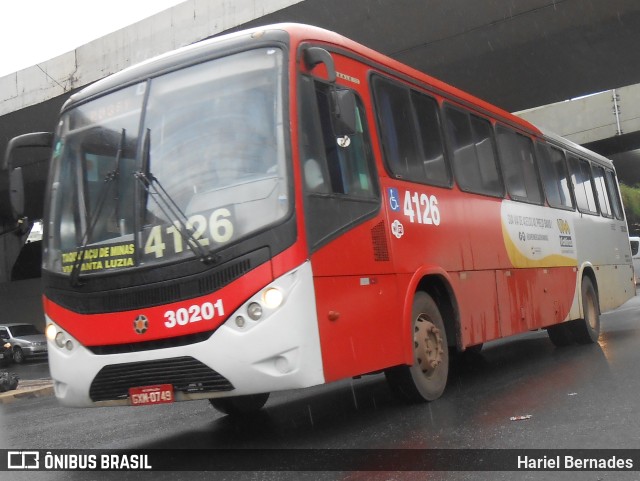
top-left (209, 392), bottom-right (270, 415)
top-left (385, 291), bottom-right (449, 403)
top-left (570, 277), bottom-right (600, 344)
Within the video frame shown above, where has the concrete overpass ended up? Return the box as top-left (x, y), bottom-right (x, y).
top-left (4, 0), bottom-right (640, 221)
top-left (515, 82), bottom-right (640, 184)
top-left (2, 0), bottom-right (640, 316)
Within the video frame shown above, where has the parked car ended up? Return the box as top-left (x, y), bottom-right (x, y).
top-left (0, 339), bottom-right (13, 367)
top-left (0, 323), bottom-right (47, 363)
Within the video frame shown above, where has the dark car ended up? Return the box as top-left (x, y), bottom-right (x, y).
top-left (0, 323), bottom-right (47, 363)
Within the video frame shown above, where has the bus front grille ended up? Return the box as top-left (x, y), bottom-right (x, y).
top-left (89, 356), bottom-right (234, 402)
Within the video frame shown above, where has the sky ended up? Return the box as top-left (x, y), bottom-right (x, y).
top-left (0, 0), bottom-right (186, 78)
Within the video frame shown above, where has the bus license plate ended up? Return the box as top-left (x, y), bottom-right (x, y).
top-left (129, 384), bottom-right (174, 406)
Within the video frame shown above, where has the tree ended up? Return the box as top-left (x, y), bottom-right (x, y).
top-left (619, 183), bottom-right (640, 236)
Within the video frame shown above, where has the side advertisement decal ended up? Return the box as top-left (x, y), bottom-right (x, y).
top-left (501, 201), bottom-right (577, 268)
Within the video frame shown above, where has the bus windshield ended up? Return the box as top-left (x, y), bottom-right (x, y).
top-left (44, 47), bottom-right (288, 276)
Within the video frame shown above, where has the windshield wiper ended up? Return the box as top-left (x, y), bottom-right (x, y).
top-left (135, 170), bottom-right (215, 264)
top-left (133, 129), bottom-right (217, 264)
top-left (69, 128), bottom-right (126, 287)
top-left (135, 129), bottom-right (215, 264)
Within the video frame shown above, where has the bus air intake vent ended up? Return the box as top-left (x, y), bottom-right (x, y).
top-left (89, 356), bottom-right (234, 402)
top-left (371, 221), bottom-right (390, 261)
top-left (199, 259), bottom-right (251, 293)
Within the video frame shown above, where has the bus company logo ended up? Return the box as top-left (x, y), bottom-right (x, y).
top-left (557, 219), bottom-right (571, 235)
top-left (559, 235), bottom-right (573, 248)
top-left (557, 219), bottom-right (573, 248)
top-left (391, 219), bottom-right (405, 239)
top-left (133, 315), bottom-right (149, 335)
top-left (388, 188), bottom-right (400, 212)
top-left (7, 451), bottom-right (39, 469)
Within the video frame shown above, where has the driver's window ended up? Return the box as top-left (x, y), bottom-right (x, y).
top-left (299, 76), bottom-right (379, 250)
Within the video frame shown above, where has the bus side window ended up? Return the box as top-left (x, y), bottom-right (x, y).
top-left (299, 75), bottom-right (379, 250)
top-left (372, 76), bottom-right (450, 187)
top-left (309, 84), bottom-right (375, 197)
top-left (567, 154), bottom-right (599, 215)
top-left (536, 142), bottom-right (574, 210)
top-left (605, 169), bottom-right (624, 220)
top-left (592, 164), bottom-right (613, 218)
top-left (411, 90), bottom-right (449, 187)
top-left (443, 104), bottom-right (502, 197)
top-left (496, 126), bottom-right (543, 205)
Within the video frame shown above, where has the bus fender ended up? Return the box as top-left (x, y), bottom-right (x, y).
top-left (400, 266), bottom-right (461, 365)
top-left (573, 262), bottom-right (597, 320)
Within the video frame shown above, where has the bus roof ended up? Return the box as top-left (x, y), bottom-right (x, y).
top-left (64, 22), bottom-right (584, 148)
top-left (280, 23), bottom-right (542, 136)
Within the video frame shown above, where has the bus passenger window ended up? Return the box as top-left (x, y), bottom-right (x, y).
top-left (605, 169), bottom-right (624, 220)
top-left (592, 164), bottom-right (613, 217)
top-left (567, 154), bottom-right (598, 215)
top-left (411, 90), bottom-right (449, 186)
top-left (496, 126), bottom-right (543, 204)
top-left (443, 104), bottom-right (502, 197)
top-left (373, 78), bottom-right (421, 181)
top-left (536, 143), bottom-right (574, 210)
top-left (372, 77), bottom-right (450, 187)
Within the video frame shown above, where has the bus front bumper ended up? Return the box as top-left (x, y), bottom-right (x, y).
top-left (46, 262), bottom-right (325, 407)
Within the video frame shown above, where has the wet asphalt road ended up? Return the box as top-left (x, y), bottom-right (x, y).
top-left (2, 293), bottom-right (640, 481)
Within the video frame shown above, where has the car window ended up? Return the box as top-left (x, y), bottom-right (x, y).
top-left (9, 325), bottom-right (42, 336)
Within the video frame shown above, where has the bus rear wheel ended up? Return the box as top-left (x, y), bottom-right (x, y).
top-left (209, 392), bottom-right (270, 415)
top-left (385, 291), bottom-right (449, 403)
top-left (570, 277), bottom-right (600, 344)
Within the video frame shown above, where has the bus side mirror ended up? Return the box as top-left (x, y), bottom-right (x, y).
top-left (303, 47), bottom-right (356, 136)
top-left (9, 167), bottom-right (25, 221)
top-left (303, 47), bottom-right (336, 83)
top-left (330, 89), bottom-right (357, 137)
top-left (3, 132), bottom-right (54, 219)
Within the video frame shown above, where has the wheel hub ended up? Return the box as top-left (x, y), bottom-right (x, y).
top-left (414, 313), bottom-right (444, 375)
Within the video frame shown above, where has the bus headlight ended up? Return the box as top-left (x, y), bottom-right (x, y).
top-left (226, 266), bottom-right (299, 332)
top-left (262, 288), bottom-right (284, 309)
top-left (55, 332), bottom-right (66, 348)
top-left (45, 324), bottom-right (57, 342)
top-left (247, 302), bottom-right (263, 321)
top-left (47, 323), bottom-right (76, 351)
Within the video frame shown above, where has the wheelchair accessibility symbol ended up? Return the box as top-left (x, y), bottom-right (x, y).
top-left (388, 188), bottom-right (400, 212)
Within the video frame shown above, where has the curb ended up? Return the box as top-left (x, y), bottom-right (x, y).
top-left (0, 379), bottom-right (54, 404)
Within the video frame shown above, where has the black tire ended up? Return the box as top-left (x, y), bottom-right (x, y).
top-left (547, 323), bottom-right (574, 347)
top-left (570, 277), bottom-right (600, 344)
top-left (385, 291), bottom-right (449, 403)
top-left (209, 392), bottom-right (270, 415)
top-left (12, 347), bottom-right (25, 364)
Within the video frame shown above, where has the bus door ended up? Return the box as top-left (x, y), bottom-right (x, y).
top-left (298, 70), bottom-right (403, 382)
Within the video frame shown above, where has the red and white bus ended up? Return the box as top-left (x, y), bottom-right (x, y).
top-left (8, 23), bottom-right (634, 413)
